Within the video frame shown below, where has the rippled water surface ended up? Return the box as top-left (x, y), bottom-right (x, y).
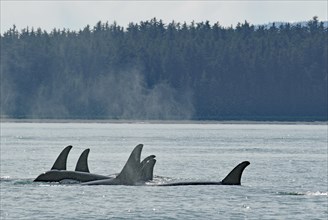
top-left (1, 122), bottom-right (327, 219)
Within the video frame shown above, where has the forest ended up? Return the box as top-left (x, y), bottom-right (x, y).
top-left (1, 17), bottom-right (327, 120)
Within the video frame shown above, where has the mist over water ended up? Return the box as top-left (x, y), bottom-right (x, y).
top-left (1, 18), bottom-right (327, 121)
top-left (3, 69), bottom-right (194, 120)
top-left (0, 74), bottom-right (16, 116)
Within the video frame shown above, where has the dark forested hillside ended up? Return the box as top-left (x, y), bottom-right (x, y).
top-left (1, 17), bottom-right (327, 120)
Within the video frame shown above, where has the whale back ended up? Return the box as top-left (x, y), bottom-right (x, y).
top-left (51, 146), bottom-right (73, 170)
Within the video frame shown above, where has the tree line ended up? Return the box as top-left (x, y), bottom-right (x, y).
top-left (1, 17), bottom-right (327, 120)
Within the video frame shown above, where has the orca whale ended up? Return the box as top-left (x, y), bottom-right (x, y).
top-left (156, 161), bottom-right (250, 186)
top-left (82, 144), bottom-right (156, 185)
top-left (34, 144), bottom-right (249, 186)
top-left (82, 146), bottom-right (249, 186)
top-left (34, 146), bottom-right (110, 182)
top-left (83, 160), bottom-right (249, 186)
top-left (34, 145), bottom-right (156, 183)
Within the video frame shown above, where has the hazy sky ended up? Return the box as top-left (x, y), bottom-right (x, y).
top-left (1, 1), bottom-right (327, 33)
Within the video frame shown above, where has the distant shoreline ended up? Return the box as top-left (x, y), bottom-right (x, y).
top-left (1, 118), bottom-right (327, 125)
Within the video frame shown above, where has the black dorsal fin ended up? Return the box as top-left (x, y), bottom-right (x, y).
top-left (51, 146), bottom-right (72, 170)
top-left (116, 144), bottom-right (143, 185)
top-left (75, 149), bottom-right (90, 173)
top-left (140, 155), bottom-right (156, 167)
top-left (221, 161), bottom-right (250, 185)
top-left (139, 158), bottom-right (156, 181)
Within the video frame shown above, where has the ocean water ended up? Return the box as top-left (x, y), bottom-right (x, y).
top-left (0, 122), bottom-right (327, 219)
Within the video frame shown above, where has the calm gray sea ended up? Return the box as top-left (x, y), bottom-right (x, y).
top-left (0, 122), bottom-right (327, 219)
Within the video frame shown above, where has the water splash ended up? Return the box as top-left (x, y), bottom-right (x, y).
top-left (304, 191), bottom-right (328, 196)
top-left (277, 191), bottom-right (328, 196)
top-left (0, 176), bottom-right (11, 181)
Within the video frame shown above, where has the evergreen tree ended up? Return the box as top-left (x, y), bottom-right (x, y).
top-left (1, 18), bottom-right (327, 120)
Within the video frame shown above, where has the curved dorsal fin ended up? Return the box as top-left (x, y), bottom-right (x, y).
top-left (140, 155), bottom-right (156, 167)
top-left (139, 158), bottom-right (156, 181)
top-left (221, 161), bottom-right (250, 185)
top-left (116, 144), bottom-right (143, 185)
top-left (75, 149), bottom-right (90, 173)
top-left (51, 145), bottom-right (72, 170)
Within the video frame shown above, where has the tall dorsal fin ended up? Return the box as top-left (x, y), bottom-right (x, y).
top-left (221, 161), bottom-right (250, 185)
top-left (75, 149), bottom-right (90, 173)
top-left (139, 158), bottom-right (156, 181)
top-left (51, 145), bottom-right (72, 170)
top-left (116, 144), bottom-right (143, 185)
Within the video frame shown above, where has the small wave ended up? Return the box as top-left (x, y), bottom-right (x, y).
top-left (0, 177), bottom-right (34, 185)
top-left (13, 179), bottom-right (34, 185)
top-left (277, 192), bottom-right (304, 196)
top-left (277, 191), bottom-right (328, 196)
